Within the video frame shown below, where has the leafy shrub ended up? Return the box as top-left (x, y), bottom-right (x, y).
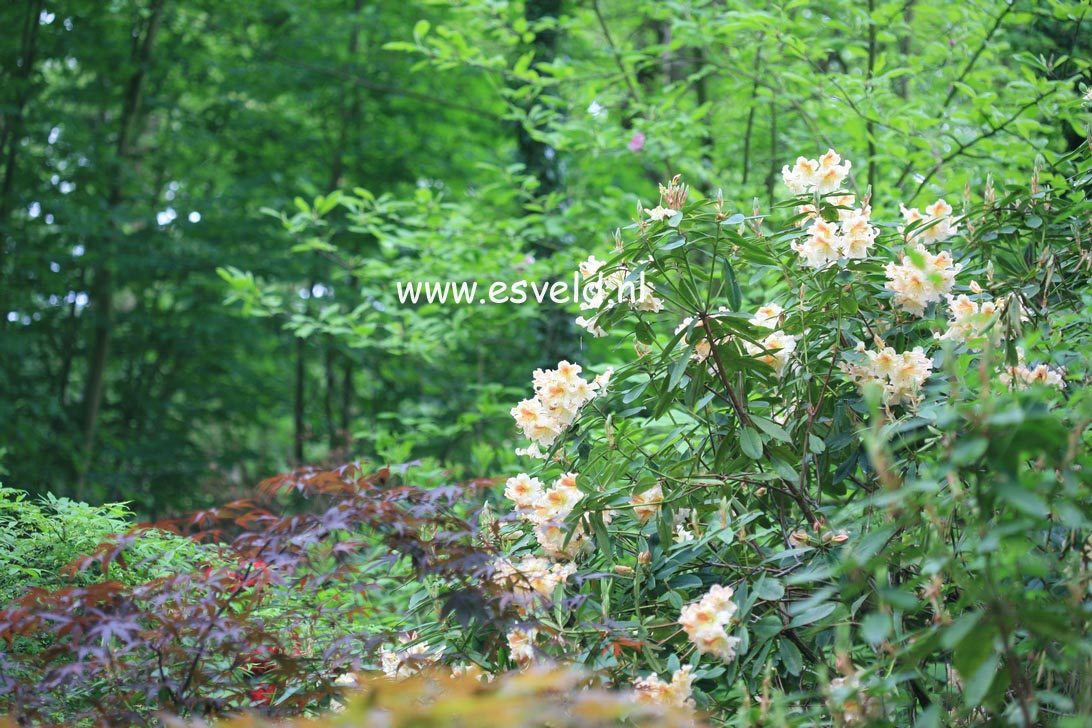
top-left (0, 465), bottom-right (518, 725)
top-left (398, 145), bottom-right (1089, 725)
top-left (0, 487), bottom-right (214, 606)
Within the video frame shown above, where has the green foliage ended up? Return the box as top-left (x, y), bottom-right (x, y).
top-left (4, 0), bottom-right (1087, 515)
top-left (381, 145), bottom-right (1091, 725)
top-left (0, 485), bottom-right (212, 606)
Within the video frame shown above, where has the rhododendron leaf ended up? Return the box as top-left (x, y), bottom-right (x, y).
top-left (753, 577), bottom-right (785, 602)
top-left (667, 350), bottom-right (692, 392)
top-left (860, 612), bottom-right (891, 646)
top-left (996, 482), bottom-right (1049, 517)
top-left (788, 602), bottom-right (837, 629)
top-left (778, 638), bottom-right (803, 676)
top-left (750, 415), bottom-right (791, 443)
top-left (740, 428), bottom-right (763, 459)
top-left (722, 258), bottom-right (743, 311)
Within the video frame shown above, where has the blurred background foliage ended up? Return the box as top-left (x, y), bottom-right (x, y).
top-left (1, 0), bottom-right (1089, 516)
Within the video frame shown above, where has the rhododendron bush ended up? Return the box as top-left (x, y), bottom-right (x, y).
top-left (470, 145), bottom-right (1091, 727)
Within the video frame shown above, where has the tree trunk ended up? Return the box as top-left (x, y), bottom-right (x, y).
top-left (77, 0), bottom-right (166, 498)
top-left (294, 333), bottom-right (306, 465)
top-left (0, 0), bottom-right (45, 310)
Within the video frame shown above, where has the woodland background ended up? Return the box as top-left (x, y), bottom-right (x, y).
top-left (1, 0), bottom-right (1088, 516)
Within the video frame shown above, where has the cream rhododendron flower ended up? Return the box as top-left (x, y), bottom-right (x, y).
top-left (379, 635), bottom-right (443, 680)
top-left (792, 205), bottom-right (876, 267)
top-left (574, 254), bottom-right (663, 336)
top-left (506, 627), bottom-right (537, 667)
top-left (936, 293), bottom-right (1005, 347)
top-left (631, 484), bottom-right (664, 523)
top-left (828, 673), bottom-right (881, 725)
top-left (781, 156), bottom-right (821, 195)
top-left (503, 469), bottom-right (597, 559)
top-left (574, 314), bottom-right (607, 337)
top-left (646, 205), bottom-right (674, 222)
top-left (841, 343), bottom-right (933, 407)
top-left (782, 150), bottom-right (851, 195)
top-left (793, 219), bottom-right (842, 268)
top-left (510, 361), bottom-right (605, 452)
top-left (504, 473), bottom-right (544, 511)
top-left (838, 206), bottom-right (878, 259)
top-left (884, 245), bottom-right (961, 316)
top-left (675, 317), bottom-right (713, 363)
top-left (493, 556), bottom-right (577, 608)
top-left (673, 523), bottom-right (696, 543)
top-left (1000, 357), bottom-right (1066, 390)
top-left (744, 331), bottom-right (797, 377)
top-left (633, 666), bottom-right (696, 708)
top-left (578, 255), bottom-right (606, 278)
top-left (795, 194), bottom-right (856, 228)
top-left (815, 149), bottom-right (853, 193)
top-left (899, 198), bottom-right (959, 245)
top-left (749, 303), bottom-right (783, 329)
top-left (744, 303), bottom-right (797, 376)
top-left (679, 585), bottom-right (741, 662)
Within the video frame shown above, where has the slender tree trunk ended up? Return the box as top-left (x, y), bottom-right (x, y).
top-left (516, 0), bottom-right (562, 208)
top-left (340, 359), bottom-right (353, 448)
top-left (896, 2), bottom-right (915, 100)
top-left (516, 0), bottom-right (569, 363)
top-left (0, 0), bottom-right (45, 309)
top-left (320, 0), bottom-right (366, 455)
top-left (324, 343), bottom-right (338, 450)
top-left (293, 333), bottom-right (306, 465)
top-left (865, 0), bottom-right (877, 192)
top-left (77, 0), bottom-right (166, 498)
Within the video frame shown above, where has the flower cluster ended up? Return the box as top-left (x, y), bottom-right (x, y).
top-left (575, 254), bottom-right (664, 337)
top-left (743, 303), bottom-right (798, 376)
top-left (506, 626), bottom-right (538, 667)
top-left (492, 555), bottom-right (578, 609)
top-left (505, 471), bottom-right (592, 558)
top-left (794, 193), bottom-right (855, 228)
top-left (900, 198), bottom-right (959, 245)
top-left (379, 634), bottom-right (444, 680)
top-left (840, 343), bottom-right (934, 407)
top-left (781, 149), bottom-right (852, 195)
top-left (633, 666), bottom-right (696, 708)
top-left (510, 361), bottom-right (610, 455)
top-left (884, 245), bottom-right (962, 316)
top-left (630, 483), bottom-right (664, 523)
top-left (1000, 359), bottom-right (1066, 390)
top-left (678, 585), bottom-right (741, 662)
top-left (791, 205), bottom-right (878, 268)
top-left (936, 292), bottom-right (1004, 347)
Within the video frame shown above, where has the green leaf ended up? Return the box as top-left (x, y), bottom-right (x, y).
top-left (740, 427), bottom-right (763, 459)
top-left (861, 612), bottom-right (890, 645)
top-left (996, 481), bottom-right (1049, 517)
top-left (754, 577), bottom-right (785, 601)
top-left (788, 602), bottom-right (837, 628)
top-left (953, 621), bottom-right (996, 706)
top-left (779, 638), bottom-right (803, 676)
top-left (667, 351), bottom-right (691, 391)
top-left (750, 415), bottom-right (791, 443)
top-left (723, 258), bottom-right (743, 311)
